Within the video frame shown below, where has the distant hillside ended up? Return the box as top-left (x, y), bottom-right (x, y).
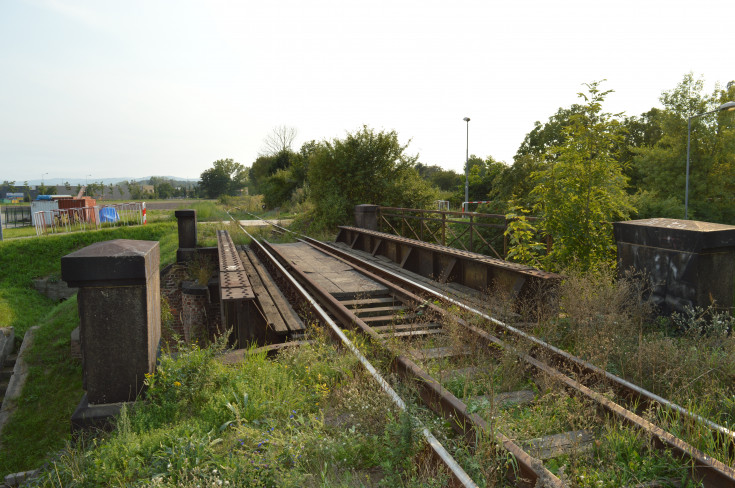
top-left (20, 176), bottom-right (199, 186)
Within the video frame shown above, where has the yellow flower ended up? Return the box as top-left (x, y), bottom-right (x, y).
top-left (174, 381), bottom-right (182, 387)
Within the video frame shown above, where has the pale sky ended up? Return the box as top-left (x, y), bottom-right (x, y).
top-left (1, 0), bottom-right (732, 183)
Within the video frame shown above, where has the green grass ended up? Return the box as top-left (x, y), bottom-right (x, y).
top-left (1, 226), bottom-right (38, 239)
top-left (0, 222), bottom-right (178, 477)
top-left (30, 332), bottom-right (450, 487)
top-left (179, 201), bottom-right (230, 222)
top-left (0, 222), bottom-right (177, 337)
top-left (0, 299), bottom-right (83, 475)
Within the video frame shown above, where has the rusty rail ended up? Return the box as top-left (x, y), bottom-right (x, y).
top-left (301, 236), bottom-right (735, 487)
top-left (260, 239), bottom-right (563, 488)
top-left (226, 215), bottom-right (480, 488)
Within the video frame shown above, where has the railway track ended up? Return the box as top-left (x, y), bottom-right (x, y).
top-left (227, 211), bottom-right (735, 487)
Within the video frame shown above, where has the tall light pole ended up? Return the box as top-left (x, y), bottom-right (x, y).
top-left (685, 101), bottom-right (735, 219)
top-left (463, 117), bottom-right (470, 211)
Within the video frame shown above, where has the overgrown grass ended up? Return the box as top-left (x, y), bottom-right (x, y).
top-left (0, 222), bottom-right (178, 477)
top-left (1, 226), bottom-right (38, 239)
top-left (180, 201), bottom-right (230, 222)
top-left (527, 265), bottom-right (735, 468)
top-left (0, 299), bottom-right (82, 475)
top-left (32, 328), bottom-right (450, 487)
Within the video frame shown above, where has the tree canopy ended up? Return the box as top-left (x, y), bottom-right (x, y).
top-left (199, 159), bottom-right (248, 199)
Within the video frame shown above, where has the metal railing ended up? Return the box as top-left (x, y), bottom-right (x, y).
top-left (378, 206), bottom-right (545, 260)
top-left (2, 205), bottom-right (32, 228)
top-left (34, 202), bottom-right (146, 236)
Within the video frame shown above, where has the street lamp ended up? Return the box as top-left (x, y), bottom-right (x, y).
top-left (463, 117), bottom-right (470, 212)
top-left (685, 101), bottom-right (735, 219)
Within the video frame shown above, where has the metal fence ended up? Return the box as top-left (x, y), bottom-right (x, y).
top-left (378, 206), bottom-right (546, 260)
top-left (2, 206), bottom-right (32, 228)
top-left (34, 202), bottom-right (146, 236)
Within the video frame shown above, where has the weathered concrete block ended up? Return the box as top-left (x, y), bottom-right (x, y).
top-left (354, 204), bottom-right (378, 231)
top-left (614, 218), bottom-right (735, 314)
top-left (61, 239), bottom-right (161, 405)
top-left (32, 277), bottom-right (76, 302)
top-left (175, 209), bottom-right (197, 249)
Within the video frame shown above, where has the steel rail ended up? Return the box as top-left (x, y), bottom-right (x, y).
top-left (226, 214), bottom-right (480, 488)
top-left (231, 211), bottom-right (735, 445)
top-left (229, 211), bottom-right (735, 484)
top-left (296, 236), bottom-right (735, 487)
top-left (259, 238), bottom-right (564, 488)
top-left (302, 235), bottom-right (735, 442)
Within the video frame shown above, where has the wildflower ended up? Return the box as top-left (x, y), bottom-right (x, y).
top-left (174, 381), bottom-right (181, 387)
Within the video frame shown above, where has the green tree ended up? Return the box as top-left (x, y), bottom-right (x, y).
top-left (632, 73), bottom-right (735, 222)
top-left (307, 126), bottom-right (437, 229)
top-left (529, 81), bottom-right (633, 271)
top-left (199, 159), bottom-right (248, 199)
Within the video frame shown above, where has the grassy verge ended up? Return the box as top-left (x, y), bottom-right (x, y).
top-left (32, 329), bottom-right (453, 487)
top-left (0, 222), bottom-right (178, 476)
top-left (0, 222), bottom-right (178, 338)
top-left (0, 299), bottom-right (82, 475)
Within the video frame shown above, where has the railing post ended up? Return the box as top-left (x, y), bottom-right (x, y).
top-left (442, 212), bottom-right (446, 246)
top-left (401, 209), bottom-right (405, 237)
top-left (420, 211), bottom-right (424, 241)
top-left (470, 214), bottom-right (475, 252)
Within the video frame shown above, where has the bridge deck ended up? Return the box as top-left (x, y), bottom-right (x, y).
top-left (271, 242), bottom-right (389, 299)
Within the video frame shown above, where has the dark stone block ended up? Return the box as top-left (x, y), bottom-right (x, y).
top-left (175, 209), bottom-right (197, 249)
top-left (177, 247), bottom-right (197, 263)
top-left (61, 239), bottom-right (161, 406)
top-left (614, 218), bottom-right (735, 314)
top-left (61, 239), bottom-right (160, 287)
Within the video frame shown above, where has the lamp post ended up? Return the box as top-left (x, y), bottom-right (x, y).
top-left (685, 101), bottom-right (735, 219)
top-left (463, 117), bottom-right (470, 212)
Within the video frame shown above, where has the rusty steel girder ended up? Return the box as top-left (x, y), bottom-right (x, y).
top-left (336, 226), bottom-right (559, 305)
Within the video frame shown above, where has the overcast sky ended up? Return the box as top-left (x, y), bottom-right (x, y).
top-left (1, 0), bottom-right (732, 183)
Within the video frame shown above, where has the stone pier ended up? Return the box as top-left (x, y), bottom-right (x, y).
top-left (614, 218), bottom-right (735, 314)
top-left (61, 239), bottom-right (161, 430)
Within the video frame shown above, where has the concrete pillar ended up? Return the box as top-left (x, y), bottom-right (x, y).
top-left (61, 239), bottom-right (161, 429)
top-left (354, 204), bottom-right (378, 231)
top-left (614, 218), bottom-right (735, 315)
top-left (175, 209), bottom-right (197, 262)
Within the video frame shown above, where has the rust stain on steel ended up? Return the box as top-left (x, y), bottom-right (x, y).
top-left (216, 230), bottom-right (254, 301)
top-left (262, 240), bottom-right (563, 488)
top-left (336, 226), bottom-right (559, 300)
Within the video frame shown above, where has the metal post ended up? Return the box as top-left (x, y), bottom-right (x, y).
top-left (685, 116), bottom-right (692, 220)
top-left (463, 117), bottom-right (470, 212)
